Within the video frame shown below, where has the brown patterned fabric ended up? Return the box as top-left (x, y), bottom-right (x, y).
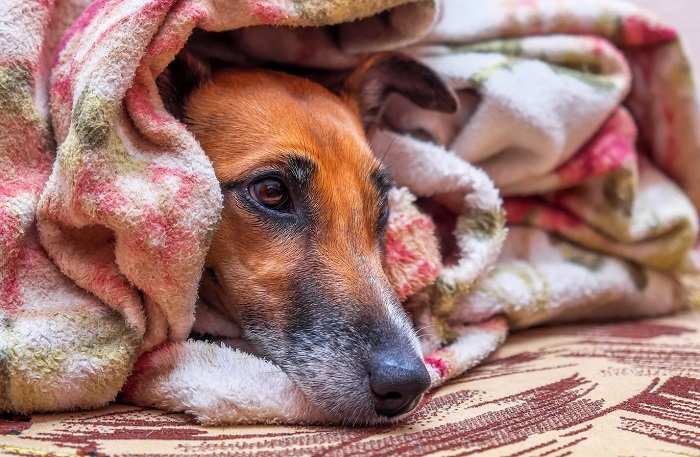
top-left (1, 310), bottom-right (698, 456)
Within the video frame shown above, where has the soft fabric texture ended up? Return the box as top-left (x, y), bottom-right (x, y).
top-left (2, 310), bottom-right (700, 456)
top-left (0, 0), bottom-right (698, 424)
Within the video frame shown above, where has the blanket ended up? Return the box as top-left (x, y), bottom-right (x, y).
top-left (0, 0), bottom-right (698, 424)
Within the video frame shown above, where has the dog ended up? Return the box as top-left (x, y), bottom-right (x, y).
top-left (158, 51), bottom-right (457, 425)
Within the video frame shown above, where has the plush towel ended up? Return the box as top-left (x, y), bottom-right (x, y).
top-left (0, 0), bottom-right (697, 424)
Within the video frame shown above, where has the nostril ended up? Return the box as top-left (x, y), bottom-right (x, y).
top-left (368, 376), bottom-right (403, 401)
top-left (380, 391), bottom-right (401, 401)
top-left (368, 351), bottom-right (431, 417)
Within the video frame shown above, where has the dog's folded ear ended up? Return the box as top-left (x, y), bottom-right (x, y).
top-left (157, 51), bottom-right (211, 120)
top-left (339, 52), bottom-right (458, 133)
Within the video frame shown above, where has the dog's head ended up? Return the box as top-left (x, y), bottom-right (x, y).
top-left (161, 52), bottom-right (456, 424)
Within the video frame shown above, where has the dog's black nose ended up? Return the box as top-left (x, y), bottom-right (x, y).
top-left (368, 349), bottom-right (431, 417)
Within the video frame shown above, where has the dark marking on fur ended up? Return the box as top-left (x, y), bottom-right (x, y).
top-left (371, 167), bottom-right (392, 236)
top-left (204, 267), bottom-right (219, 284)
top-left (157, 52), bottom-right (211, 120)
top-left (344, 52), bottom-right (458, 131)
top-left (287, 156), bottom-right (317, 185)
top-left (370, 167), bottom-right (392, 197)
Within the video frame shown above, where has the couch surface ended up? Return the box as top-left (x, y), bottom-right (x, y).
top-left (2, 310), bottom-right (698, 457)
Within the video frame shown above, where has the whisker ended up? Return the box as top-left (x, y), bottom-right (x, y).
top-left (388, 164), bottom-right (412, 182)
top-left (380, 132), bottom-right (399, 165)
top-left (415, 324), bottom-right (439, 333)
top-left (385, 143), bottom-right (407, 170)
top-left (415, 324), bottom-right (440, 338)
top-left (415, 323), bottom-right (440, 329)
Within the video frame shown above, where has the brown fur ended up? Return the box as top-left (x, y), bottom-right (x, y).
top-left (167, 53), bottom-right (457, 424)
top-left (188, 70), bottom-right (388, 330)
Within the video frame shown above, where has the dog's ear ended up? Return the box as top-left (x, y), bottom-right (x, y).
top-left (338, 52), bottom-right (458, 133)
top-left (157, 51), bottom-right (211, 120)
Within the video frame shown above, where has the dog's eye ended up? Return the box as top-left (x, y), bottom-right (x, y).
top-left (249, 178), bottom-right (290, 210)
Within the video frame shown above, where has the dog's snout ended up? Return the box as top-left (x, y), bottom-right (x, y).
top-left (368, 349), bottom-right (431, 417)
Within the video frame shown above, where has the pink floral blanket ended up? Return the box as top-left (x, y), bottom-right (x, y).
top-left (0, 0), bottom-right (698, 424)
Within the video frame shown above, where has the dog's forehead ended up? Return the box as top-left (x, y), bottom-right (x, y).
top-left (206, 69), bottom-right (363, 131)
top-left (188, 69), bottom-right (384, 189)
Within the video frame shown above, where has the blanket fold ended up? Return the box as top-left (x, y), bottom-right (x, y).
top-left (1, 0), bottom-right (698, 423)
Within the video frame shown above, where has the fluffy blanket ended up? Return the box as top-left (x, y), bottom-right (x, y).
top-left (1, 0), bottom-right (698, 424)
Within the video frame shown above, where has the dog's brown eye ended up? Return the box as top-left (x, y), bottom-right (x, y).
top-left (249, 178), bottom-right (289, 210)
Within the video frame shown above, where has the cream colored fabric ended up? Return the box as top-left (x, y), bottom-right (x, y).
top-left (2, 311), bottom-right (698, 456)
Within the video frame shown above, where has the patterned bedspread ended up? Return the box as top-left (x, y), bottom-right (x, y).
top-left (1, 310), bottom-right (698, 456)
top-left (2, 0), bottom-right (700, 427)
